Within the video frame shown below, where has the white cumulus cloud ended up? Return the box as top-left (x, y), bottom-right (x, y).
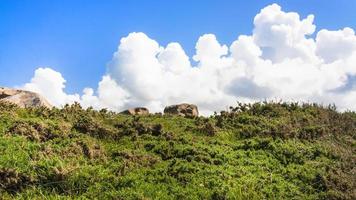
top-left (23, 68), bottom-right (80, 106)
top-left (21, 3), bottom-right (356, 115)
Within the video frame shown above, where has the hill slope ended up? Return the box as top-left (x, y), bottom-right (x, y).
top-left (0, 102), bottom-right (355, 199)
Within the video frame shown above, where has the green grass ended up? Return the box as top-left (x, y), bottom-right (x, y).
top-left (0, 101), bottom-right (355, 199)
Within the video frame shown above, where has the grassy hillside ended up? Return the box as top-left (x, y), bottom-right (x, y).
top-left (0, 101), bottom-right (355, 199)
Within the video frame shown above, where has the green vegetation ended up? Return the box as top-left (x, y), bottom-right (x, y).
top-left (0, 101), bottom-right (355, 199)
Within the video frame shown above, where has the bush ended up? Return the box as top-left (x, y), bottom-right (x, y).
top-left (0, 168), bottom-right (32, 193)
top-left (7, 120), bottom-right (69, 142)
top-left (0, 101), bottom-right (354, 199)
top-left (214, 102), bottom-right (355, 140)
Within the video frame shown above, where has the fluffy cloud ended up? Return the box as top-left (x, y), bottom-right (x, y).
top-left (253, 3), bottom-right (317, 63)
top-left (22, 3), bottom-right (356, 115)
top-left (316, 28), bottom-right (356, 63)
top-left (80, 75), bottom-right (130, 110)
top-left (23, 68), bottom-right (80, 106)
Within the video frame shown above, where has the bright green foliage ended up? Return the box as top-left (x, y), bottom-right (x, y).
top-left (0, 101), bottom-right (355, 199)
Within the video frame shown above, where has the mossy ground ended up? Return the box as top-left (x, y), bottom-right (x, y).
top-left (0, 102), bottom-right (355, 199)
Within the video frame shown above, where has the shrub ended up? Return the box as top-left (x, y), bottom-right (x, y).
top-left (0, 168), bottom-right (32, 193)
top-left (0, 101), bottom-right (354, 199)
top-left (7, 120), bottom-right (69, 142)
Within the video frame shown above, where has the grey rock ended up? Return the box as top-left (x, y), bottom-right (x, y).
top-left (0, 87), bottom-right (53, 109)
top-left (164, 103), bottom-right (199, 117)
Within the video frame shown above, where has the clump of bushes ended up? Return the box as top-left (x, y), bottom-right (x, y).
top-left (115, 117), bottom-right (165, 138)
top-left (73, 115), bottom-right (117, 140)
top-left (7, 120), bottom-right (70, 141)
top-left (112, 151), bottom-right (159, 169)
top-left (76, 141), bottom-right (106, 160)
top-left (0, 168), bottom-right (32, 193)
top-left (214, 102), bottom-right (356, 140)
top-left (194, 118), bottom-right (218, 136)
top-left (0, 101), bottom-right (355, 199)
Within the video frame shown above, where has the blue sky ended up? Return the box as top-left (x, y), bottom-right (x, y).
top-left (1, 0), bottom-right (355, 94)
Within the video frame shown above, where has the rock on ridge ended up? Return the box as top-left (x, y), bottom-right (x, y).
top-left (0, 87), bottom-right (53, 109)
top-left (164, 103), bottom-right (199, 117)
